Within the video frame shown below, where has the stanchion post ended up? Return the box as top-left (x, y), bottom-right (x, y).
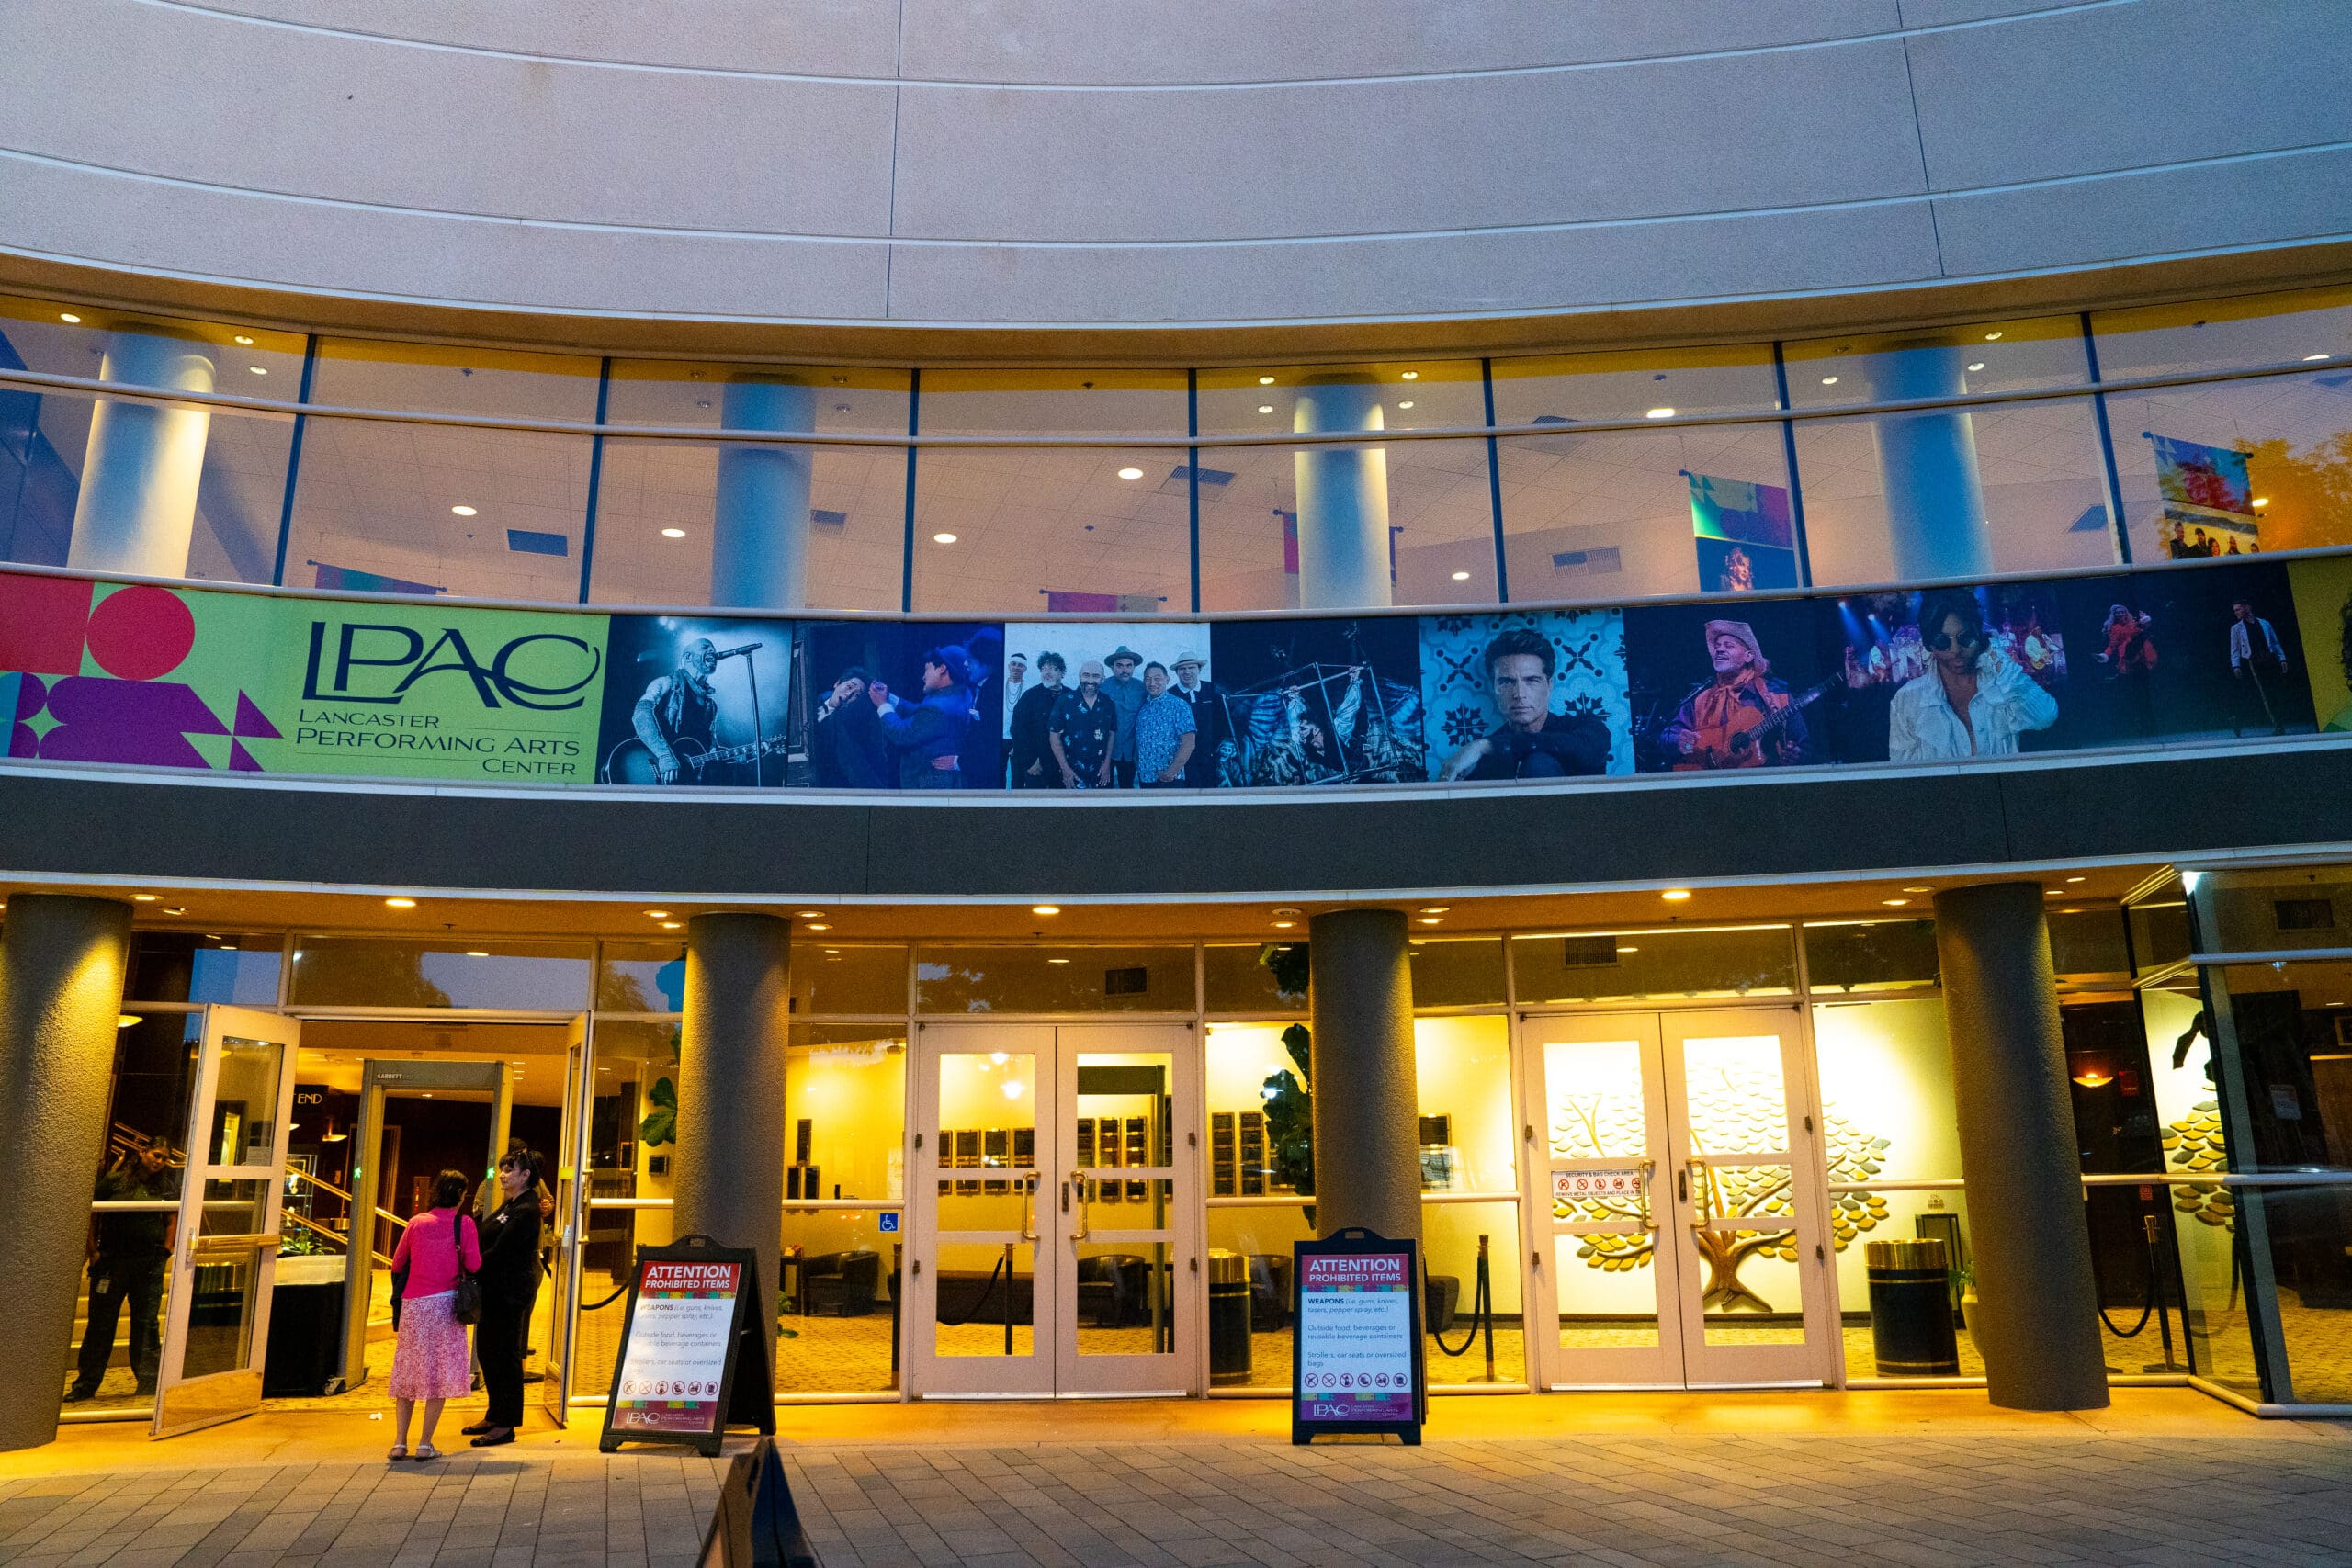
top-left (1003, 1241), bottom-right (1015, 1358)
top-left (1477, 1234), bottom-right (1495, 1383)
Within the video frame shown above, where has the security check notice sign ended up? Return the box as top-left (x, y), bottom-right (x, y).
top-left (609, 1260), bottom-right (740, 1436)
top-left (1292, 1228), bottom-right (1424, 1445)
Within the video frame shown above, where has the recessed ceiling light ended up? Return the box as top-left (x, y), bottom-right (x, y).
top-left (1259, 376), bottom-right (1275, 385)
top-left (2305, 353), bottom-right (2333, 362)
top-left (1032, 904), bottom-right (1060, 916)
top-left (1984, 331), bottom-right (2004, 341)
top-left (1646, 407), bottom-right (1676, 419)
top-left (1902, 886), bottom-right (1934, 894)
top-left (1967, 362), bottom-right (1985, 372)
top-left (1821, 376), bottom-right (1838, 386)
top-left (1272, 920), bottom-right (1295, 930)
top-left (933, 532), bottom-right (957, 545)
top-left (132, 894), bottom-right (159, 903)
top-left (2044, 887), bottom-right (2063, 897)
top-left (661, 527), bottom-right (686, 538)
top-left (1257, 404), bottom-right (1274, 414)
top-left (1661, 888), bottom-right (1692, 902)
top-left (451, 505), bottom-right (477, 517)
top-left (117, 1014), bottom-right (141, 1029)
top-left (1883, 898), bottom-right (1909, 908)
top-left (161, 907), bottom-right (185, 917)
top-left (384, 897), bottom-right (417, 908)
top-left (248, 366), bottom-right (267, 376)
top-left (1451, 570), bottom-right (1470, 581)
top-left (1046, 957), bottom-right (1070, 964)
top-left (1616, 945), bottom-right (1639, 954)
top-left (2066, 875), bottom-right (2086, 883)
top-left (807, 922), bottom-right (830, 931)
top-left (1420, 906), bottom-right (1450, 915)
top-left (646, 909), bottom-right (671, 918)
top-left (1117, 468), bottom-right (1144, 480)
top-left (797, 910), bottom-right (825, 919)
top-left (2251, 496), bottom-right (2270, 508)
top-left (234, 335), bottom-right (254, 345)
top-left (661, 920), bottom-right (682, 930)
top-left (1397, 400), bottom-right (1415, 410)
top-left (1419, 916), bottom-right (1442, 925)
top-left (59, 312), bottom-right (82, 323)
top-left (1401, 371), bottom-right (1419, 381)
top-left (465, 950), bottom-right (490, 958)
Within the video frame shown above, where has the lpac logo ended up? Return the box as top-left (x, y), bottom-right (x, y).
top-left (301, 619), bottom-right (601, 711)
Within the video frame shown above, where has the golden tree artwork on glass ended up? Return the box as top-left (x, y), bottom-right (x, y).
top-left (2164, 1100), bottom-right (2233, 1230)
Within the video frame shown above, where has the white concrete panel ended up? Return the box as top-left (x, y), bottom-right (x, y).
top-left (0, 152), bottom-right (893, 319)
top-left (0, 0), bottom-right (899, 233)
top-left (1932, 143), bottom-right (2352, 279)
top-left (882, 200), bottom-right (1943, 325)
top-left (1908, 0), bottom-right (2352, 190)
top-left (899, 0), bottom-right (1903, 85)
top-left (189, 0), bottom-right (901, 76)
top-left (890, 38), bottom-right (1926, 243)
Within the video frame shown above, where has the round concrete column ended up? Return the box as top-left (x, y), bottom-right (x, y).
top-left (1861, 342), bottom-right (1993, 582)
top-left (711, 375), bottom-right (816, 610)
top-left (1306, 908), bottom-right (1419, 1242)
top-left (69, 328), bottom-right (218, 580)
top-left (0, 894), bottom-right (133, 1450)
top-left (674, 912), bottom-right (790, 1359)
top-left (1933, 882), bottom-right (2109, 1411)
top-left (1293, 376), bottom-right (1393, 610)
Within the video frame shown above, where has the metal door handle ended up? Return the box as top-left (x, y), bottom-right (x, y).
top-left (1069, 1169), bottom-right (1091, 1241)
top-left (1677, 1168), bottom-right (1688, 1203)
top-left (1021, 1178), bottom-right (1038, 1242)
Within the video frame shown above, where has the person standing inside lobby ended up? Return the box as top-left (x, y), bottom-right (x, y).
top-left (465, 1150), bottom-right (544, 1449)
top-left (65, 1141), bottom-right (179, 1402)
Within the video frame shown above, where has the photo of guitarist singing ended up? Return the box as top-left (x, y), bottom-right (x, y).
top-left (630, 637), bottom-right (722, 784)
top-left (1657, 619), bottom-right (1815, 770)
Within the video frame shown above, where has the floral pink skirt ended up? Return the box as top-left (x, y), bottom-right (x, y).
top-left (389, 1290), bottom-right (471, 1401)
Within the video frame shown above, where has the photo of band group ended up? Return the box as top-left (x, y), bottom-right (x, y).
top-left (6, 554), bottom-right (2351, 797)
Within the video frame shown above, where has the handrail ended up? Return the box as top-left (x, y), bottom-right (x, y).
top-left (0, 349), bottom-right (2331, 453)
top-left (282, 1208), bottom-right (395, 1268)
top-left (288, 1168), bottom-right (409, 1231)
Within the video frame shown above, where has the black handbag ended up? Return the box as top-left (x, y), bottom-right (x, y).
top-left (451, 1214), bottom-right (483, 1325)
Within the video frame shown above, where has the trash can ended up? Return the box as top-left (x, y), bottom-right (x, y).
top-left (263, 1254), bottom-right (350, 1397)
top-left (1207, 1249), bottom-right (1252, 1384)
top-left (1865, 1237), bottom-right (1959, 1376)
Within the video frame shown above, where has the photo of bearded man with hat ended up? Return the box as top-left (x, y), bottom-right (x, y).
top-left (1004, 620), bottom-right (1214, 787)
top-left (1655, 615), bottom-right (1816, 771)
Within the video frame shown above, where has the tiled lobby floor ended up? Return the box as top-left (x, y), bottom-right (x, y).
top-left (0, 1390), bottom-right (2346, 1567)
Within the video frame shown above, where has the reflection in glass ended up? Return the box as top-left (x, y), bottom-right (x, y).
top-left (1511, 926), bottom-right (1797, 1003)
top-left (1414, 1016), bottom-right (1514, 1194)
top-left (791, 945), bottom-right (909, 1018)
top-left (1205, 1023), bottom-right (1309, 1200)
top-left (777, 1207), bottom-right (902, 1394)
top-left (596, 942), bottom-right (685, 1012)
top-left (1803, 920), bottom-right (1939, 993)
top-left (180, 1253), bottom-right (258, 1379)
top-left (915, 946), bottom-right (1192, 1013)
top-left (1406, 938), bottom-right (1507, 1008)
top-left (289, 938), bottom-right (593, 1010)
top-left (1203, 944), bottom-right (1306, 1016)
top-left (125, 934), bottom-right (283, 1007)
top-left (209, 1040), bottom-right (285, 1166)
top-left (1076, 1242), bottom-right (1174, 1358)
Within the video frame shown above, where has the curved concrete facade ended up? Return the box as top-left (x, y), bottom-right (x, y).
top-left (3, 0), bottom-right (2349, 343)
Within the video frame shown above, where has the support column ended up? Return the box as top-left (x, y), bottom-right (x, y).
top-left (69, 329), bottom-right (218, 579)
top-left (1933, 882), bottom-right (2109, 1411)
top-left (1293, 376), bottom-right (1392, 610)
top-left (0, 894), bottom-right (133, 1450)
top-left (674, 912), bottom-right (790, 1362)
top-left (1862, 342), bottom-right (1993, 581)
top-left (1306, 908), bottom-right (1419, 1242)
top-left (711, 374), bottom-right (816, 610)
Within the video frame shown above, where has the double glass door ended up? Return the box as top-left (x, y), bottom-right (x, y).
top-left (1519, 1009), bottom-right (1831, 1388)
top-left (153, 1005), bottom-right (302, 1438)
top-left (907, 1023), bottom-right (1200, 1397)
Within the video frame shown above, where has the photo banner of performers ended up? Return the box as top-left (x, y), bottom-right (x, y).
top-left (1623, 598), bottom-right (1831, 773)
top-left (2289, 554), bottom-right (2352, 734)
top-left (1420, 610), bottom-right (1633, 783)
top-left (2048, 562), bottom-right (2312, 746)
top-left (1816, 580), bottom-right (2074, 765)
top-left (1207, 617), bottom-right (1428, 785)
top-left (594, 615), bottom-right (801, 788)
top-left (799, 620), bottom-right (1007, 790)
top-left (1001, 620), bottom-right (1216, 789)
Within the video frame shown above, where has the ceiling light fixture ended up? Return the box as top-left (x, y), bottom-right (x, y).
top-left (807, 922), bottom-right (830, 931)
top-left (1258, 404), bottom-right (1274, 414)
top-left (248, 366), bottom-right (267, 376)
top-left (1984, 331), bottom-right (2004, 341)
top-left (1967, 362), bottom-right (1985, 372)
top-left (797, 910), bottom-right (825, 919)
top-left (465, 950), bottom-right (490, 958)
top-left (1419, 917), bottom-right (1442, 925)
top-left (2252, 496), bottom-right (2270, 508)
top-left (1883, 898), bottom-right (1909, 908)
top-left (59, 312), bottom-right (81, 323)
top-left (1259, 376), bottom-right (1275, 385)
top-left (933, 532), bottom-right (957, 544)
top-left (1272, 920), bottom-right (1295, 930)
top-left (1821, 376), bottom-right (1839, 386)
top-left (1401, 371), bottom-right (1419, 380)
top-left (661, 920), bottom-right (683, 930)
top-left (2066, 875), bottom-right (2086, 884)
top-left (1645, 407), bottom-right (1676, 420)
top-left (234, 335), bottom-right (254, 345)
top-left (1661, 888), bottom-right (1692, 902)
top-left (1616, 945), bottom-right (1640, 954)
top-left (161, 907), bottom-right (185, 916)
top-left (1046, 956), bottom-right (1070, 964)
top-left (384, 897), bottom-right (417, 908)
top-left (2305, 353), bottom-right (2333, 362)
top-left (1902, 886), bottom-right (1934, 894)
top-left (118, 1014), bottom-right (141, 1029)
top-left (1397, 400), bottom-right (1414, 410)
top-left (1452, 570), bottom-right (1470, 581)
top-left (132, 894), bottom-right (159, 903)
top-left (1117, 468), bottom-right (1144, 480)
top-left (1032, 904), bottom-right (1061, 916)
top-left (661, 527), bottom-right (686, 538)
top-left (1420, 906), bottom-right (1450, 915)
top-left (646, 909), bottom-right (671, 918)
top-left (451, 505), bottom-right (477, 517)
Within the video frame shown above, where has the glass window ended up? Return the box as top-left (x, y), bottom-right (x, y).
top-left (1419, 1198), bottom-right (1525, 1387)
top-left (2141, 976), bottom-right (2259, 1396)
top-left (2132, 897), bottom-right (2194, 975)
top-left (126, 933), bottom-right (282, 1006)
top-left (2099, 372), bottom-right (2349, 561)
top-left (793, 943), bottom-right (908, 1017)
top-left (1203, 942), bottom-right (1306, 1016)
top-left (288, 938), bottom-right (592, 1010)
top-left (2049, 908), bottom-right (2132, 980)
top-left (778, 1023), bottom-right (906, 1393)
top-left (1408, 937), bottom-right (1505, 1008)
top-left (1510, 926), bottom-right (1796, 1005)
top-left (2093, 286), bottom-right (2352, 380)
top-left (287, 340), bottom-right (599, 603)
top-left (1205, 1021), bottom-right (1309, 1201)
top-left (1414, 1016), bottom-right (1513, 1194)
top-left (1197, 361), bottom-right (1482, 441)
top-left (577, 1019), bottom-right (677, 1397)
top-left (596, 942), bottom-right (684, 1013)
top-left (914, 945), bottom-right (1192, 1013)
top-left (1783, 317), bottom-right (2091, 412)
top-left (0, 385), bottom-right (296, 583)
top-left (2198, 867), bottom-right (2352, 956)
top-left (1803, 919), bottom-right (1939, 993)
top-left (1495, 423), bottom-right (1793, 604)
top-left (1489, 344), bottom-right (1781, 427)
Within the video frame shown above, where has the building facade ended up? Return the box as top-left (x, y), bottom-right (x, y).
top-left (4, 0), bottom-right (2352, 1447)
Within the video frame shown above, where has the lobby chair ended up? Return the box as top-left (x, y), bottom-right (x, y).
top-left (802, 1249), bottom-right (880, 1317)
top-left (1425, 1274), bottom-right (1461, 1337)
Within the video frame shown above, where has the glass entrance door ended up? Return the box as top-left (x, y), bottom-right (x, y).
top-left (1519, 1009), bottom-right (1831, 1389)
top-left (906, 1022), bottom-right (1200, 1398)
top-left (540, 1016), bottom-right (590, 1425)
top-left (153, 1005), bottom-right (302, 1438)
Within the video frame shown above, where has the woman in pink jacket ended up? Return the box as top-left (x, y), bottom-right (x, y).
top-left (386, 1169), bottom-right (481, 1461)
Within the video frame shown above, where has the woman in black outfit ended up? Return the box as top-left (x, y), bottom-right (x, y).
top-left (466, 1149), bottom-right (544, 1448)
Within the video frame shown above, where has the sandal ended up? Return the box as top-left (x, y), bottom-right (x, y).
top-left (387, 1444), bottom-right (409, 1462)
top-left (413, 1444), bottom-right (440, 1462)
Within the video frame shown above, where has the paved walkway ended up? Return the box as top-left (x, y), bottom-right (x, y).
top-left (0, 1392), bottom-right (2346, 1567)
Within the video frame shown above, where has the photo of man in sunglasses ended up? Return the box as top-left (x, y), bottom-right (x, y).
top-left (1887, 589), bottom-right (2060, 761)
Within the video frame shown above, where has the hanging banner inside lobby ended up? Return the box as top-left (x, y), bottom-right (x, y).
top-left (1293, 1228), bottom-right (1424, 1445)
top-left (1686, 472), bottom-right (1800, 592)
top-left (2147, 434), bottom-right (2258, 560)
top-left (599, 1238), bottom-right (774, 1457)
